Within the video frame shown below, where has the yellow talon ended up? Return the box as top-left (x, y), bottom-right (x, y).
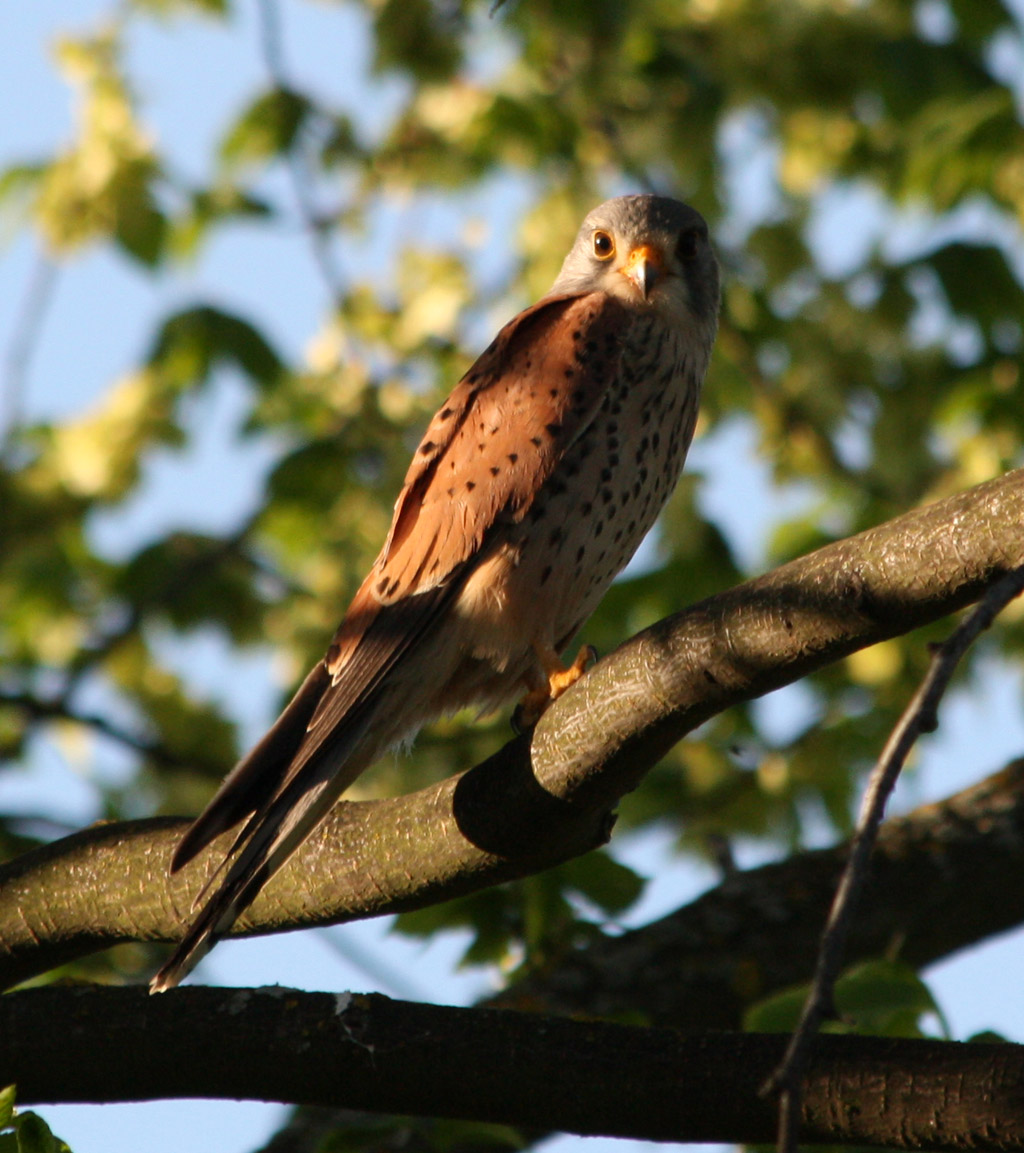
top-left (546, 644), bottom-right (597, 697)
top-left (513, 643), bottom-right (598, 730)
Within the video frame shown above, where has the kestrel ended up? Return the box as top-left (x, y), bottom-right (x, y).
top-left (150, 194), bottom-right (720, 992)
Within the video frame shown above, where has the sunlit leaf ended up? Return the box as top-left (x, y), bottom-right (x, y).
top-left (36, 30), bottom-right (163, 263)
top-left (131, 0), bottom-right (228, 14)
top-left (0, 1086), bottom-right (14, 1131)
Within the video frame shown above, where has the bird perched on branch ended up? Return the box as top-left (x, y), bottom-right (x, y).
top-left (150, 193), bottom-right (720, 992)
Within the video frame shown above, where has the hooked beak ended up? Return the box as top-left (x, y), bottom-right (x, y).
top-left (620, 243), bottom-right (665, 300)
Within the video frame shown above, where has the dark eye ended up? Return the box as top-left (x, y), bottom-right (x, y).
top-left (676, 226), bottom-right (703, 263)
top-left (592, 230), bottom-right (615, 260)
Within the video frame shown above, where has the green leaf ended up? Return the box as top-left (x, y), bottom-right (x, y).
top-left (519, 873), bottom-right (574, 963)
top-left (835, 959), bottom-right (948, 1038)
top-left (0, 1086), bottom-right (14, 1130)
top-left (0, 164), bottom-right (45, 234)
top-left (320, 1117), bottom-right (523, 1153)
top-left (744, 984), bottom-right (810, 1034)
top-left (132, 0), bottom-right (228, 14)
top-left (394, 888), bottom-right (524, 969)
top-left (424, 1120), bottom-right (525, 1152)
top-left (147, 306), bottom-right (285, 390)
top-left (318, 1117), bottom-right (410, 1153)
top-left (38, 30), bottom-right (162, 261)
top-left (220, 87), bottom-right (311, 168)
top-left (560, 850), bottom-right (645, 916)
top-left (169, 185), bottom-right (272, 258)
top-left (320, 114), bottom-right (360, 167)
top-left (929, 242), bottom-right (1023, 326)
top-left (969, 1029), bottom-right (1009, 1044)
top-left (103, 633), bottom-right (240, 775)
top-left (11, 1111), bottom-right (70, 1153)
top-left (114, 532), bottom-right (265, 641)
top-left (745, 960), bottom-right (948, 1038)
top-left (372, 0), bottom-right (463, 82)
top-left (111, 166), bottom-right (168, 267)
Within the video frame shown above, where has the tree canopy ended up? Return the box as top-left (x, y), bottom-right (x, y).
top-left (1, 1), bottom-right (1023, 1151)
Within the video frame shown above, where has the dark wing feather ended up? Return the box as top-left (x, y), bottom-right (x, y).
top-left (170, 661), bottom-right (330, 872)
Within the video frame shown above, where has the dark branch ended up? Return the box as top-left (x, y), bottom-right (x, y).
top-left (0, 689), bottom-right (183, 768)
top-left (2, 986), bottom-right (1023, 1149)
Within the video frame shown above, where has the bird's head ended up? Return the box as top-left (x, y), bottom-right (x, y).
top-left (551, 194), bottom-right (720, 333)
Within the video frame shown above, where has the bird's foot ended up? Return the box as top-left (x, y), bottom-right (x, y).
top-left (512, 645), bottom-right (598, 732)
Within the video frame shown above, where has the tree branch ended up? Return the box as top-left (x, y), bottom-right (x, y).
top-left (2, 986), bottom-right (1023, 1149)
top-left (496, 756), bottom-right (1024, 1027)
top-left (1, 468), bottom-right (1022, 987)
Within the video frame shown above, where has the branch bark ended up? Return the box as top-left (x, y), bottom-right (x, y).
top-left (3, 986), bottom-right (1023, 1149)
top-left (1, 468), bottom-right (1022, 988)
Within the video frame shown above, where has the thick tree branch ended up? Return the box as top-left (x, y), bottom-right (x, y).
top-left (1, 468), bottom-right (1022, 987)
top-left (497, 756), bottom-right (1024, 1028)
top-left (3, 986), bottom-right (1023, 1149)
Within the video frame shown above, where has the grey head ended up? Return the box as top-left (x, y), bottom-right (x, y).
top-left (550, 194), bottom-right (720, 334)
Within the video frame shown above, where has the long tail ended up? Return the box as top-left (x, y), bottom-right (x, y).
top-left (149, 695), bottom-right (376, 993)
top-left (150, 577), bottom-right (460, 993)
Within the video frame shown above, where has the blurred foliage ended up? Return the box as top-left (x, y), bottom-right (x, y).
top-left (1, 0), bottom-right (1023, 1114)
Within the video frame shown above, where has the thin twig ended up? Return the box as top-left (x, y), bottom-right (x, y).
top-left (255, 0), bottom-right (347, 310)
top-left (1, 253), bottom-right (57, 457)
top-left (65, 515), bottom-right (266, 688)
top-left (763, 563), bottom-right (1024, 1153)
top-left (0, 689), bottom-right (184, 768)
